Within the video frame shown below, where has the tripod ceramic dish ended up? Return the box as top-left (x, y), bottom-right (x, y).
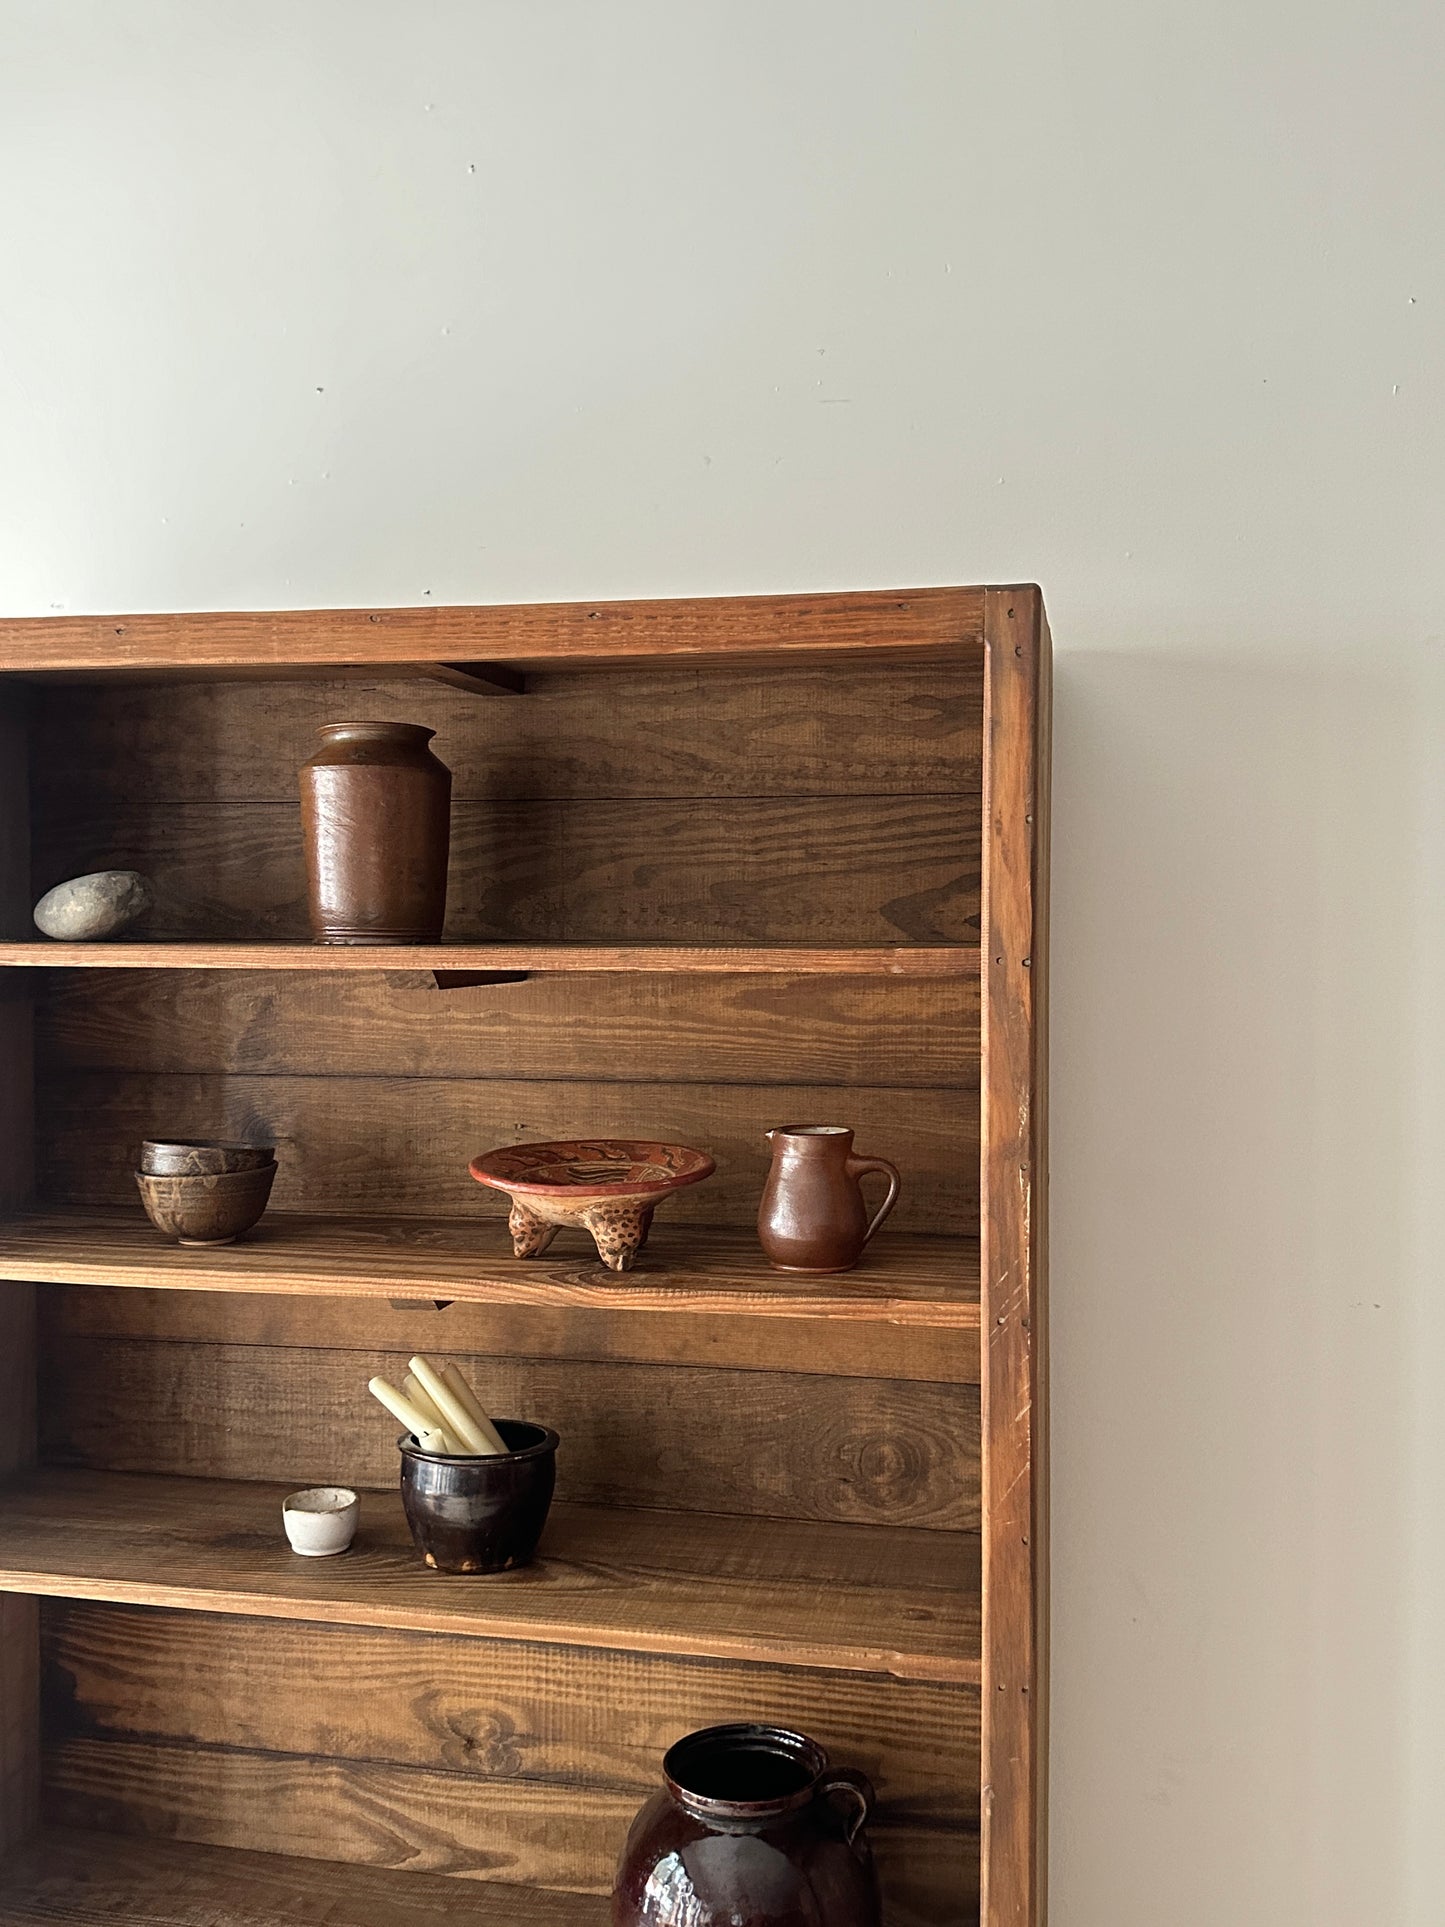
top-left (469, 1138), bottom-right (715, 1271)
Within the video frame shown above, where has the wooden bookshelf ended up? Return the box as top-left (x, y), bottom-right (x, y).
top-left (0, 586), bottom-right (1048, 1926)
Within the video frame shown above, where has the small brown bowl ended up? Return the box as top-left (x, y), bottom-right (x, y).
top-left (135, 1164), bottom-right (277, 1246)
top-left (141, 1138), bottom-right (276, 1177)
top-left (399, 1421), bottom-right (558, 1574)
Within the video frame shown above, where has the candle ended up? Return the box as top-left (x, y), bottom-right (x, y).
top-left (403, 1371), bottom-right (461, 1452)
top-left (366, 1375), bottom-right (462, 1454)
top-left (409, 1355), bottom-right (503, 1457)
top-left (441, 1361), bottom-right (510, 1456)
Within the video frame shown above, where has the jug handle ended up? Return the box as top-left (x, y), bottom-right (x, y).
top-left (846, 1155), bottom-right (901, 1247)
top-left (818, 1766), bottom-right (875, 1845)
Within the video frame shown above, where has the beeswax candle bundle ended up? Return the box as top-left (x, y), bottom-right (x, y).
top-left (368, 1356), bottom-right (509, 1455)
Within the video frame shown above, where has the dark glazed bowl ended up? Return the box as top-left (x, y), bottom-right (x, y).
top-left (399, 1421), bottom-right (558, 1574)
top-left (141, 1138), bottom-right (276, 1177)
top-left (135, 1164), bottom-right (277, 1246)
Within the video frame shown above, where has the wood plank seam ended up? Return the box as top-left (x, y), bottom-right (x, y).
top-left (39, 1727), bottom-right (977, 1825)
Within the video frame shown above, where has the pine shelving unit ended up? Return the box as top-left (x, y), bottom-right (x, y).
top-left (0, 585), bottom-right (1049, 1926)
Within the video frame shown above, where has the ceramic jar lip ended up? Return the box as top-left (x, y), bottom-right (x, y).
top-left (314, 720), bottom-right (437, 742)
top-left (768, 1124), bottom-right (853, 1138)
top-left (397, 1422), bottom-right (559, 1467)
top-left (142, 1138), bottom-right (273, 1156)
top-left (283, 1485), bottom-right (358, 1515)
top-left (663, 1723), bottom-right (829, 1824)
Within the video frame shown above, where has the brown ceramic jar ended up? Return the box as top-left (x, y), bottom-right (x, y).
top-left (299, 722), bottom-right (451, 943)
top-left (612, 1724), bottom-right (880, 1927)
top-left (757, 1126), bottom-right (901, 1272)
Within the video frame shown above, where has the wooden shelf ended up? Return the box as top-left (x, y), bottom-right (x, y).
top-left (0, 940), bottom-right (977, 976)
top-left (0, 1827), bottom-right (604, 1924)
top-left (0, 1211), bottom-right (980, 1332)
top-left (0, 1468), bottom-right (980, 1684)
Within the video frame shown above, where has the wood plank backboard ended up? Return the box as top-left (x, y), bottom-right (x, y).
top-left (28, 664), bottom-right (981, 945)
top-left (980, 587), bottom-right (1051, 1927)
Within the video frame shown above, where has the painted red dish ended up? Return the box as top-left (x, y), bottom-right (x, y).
top-left (469, 1139), bottom-right (715, 1272)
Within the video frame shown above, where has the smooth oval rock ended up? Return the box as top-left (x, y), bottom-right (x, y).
top-left (33, 870), bottom-right (154, 941)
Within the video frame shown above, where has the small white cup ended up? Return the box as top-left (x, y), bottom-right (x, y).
top-left (282, 1486), bottom-right (359, 1556)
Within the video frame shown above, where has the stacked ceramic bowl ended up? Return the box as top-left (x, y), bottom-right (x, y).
top-left (135, 1139), bottom-right (277, 1247)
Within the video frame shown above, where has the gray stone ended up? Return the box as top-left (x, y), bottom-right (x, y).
top-left (33, 870), bottom-right (155, 941)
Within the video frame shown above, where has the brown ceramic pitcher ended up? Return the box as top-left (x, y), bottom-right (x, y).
top-left (299, 722), bottom-right (451, 943)
top-left (757, 1125), bottom-right (900, 1272)
top-left (611, 1723), bottom-right (881, 1927)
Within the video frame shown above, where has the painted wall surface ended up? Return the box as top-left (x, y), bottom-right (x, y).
top-left (2, 4), bottom-right (1443, 1921)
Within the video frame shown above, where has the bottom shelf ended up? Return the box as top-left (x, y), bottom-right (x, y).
top-left (0, 1828), bottom-right (605, 1924)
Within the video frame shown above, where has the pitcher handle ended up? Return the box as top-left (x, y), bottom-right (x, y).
top-left (846, 1155), bottom-right (900, 1247)
top-left (817, 1766), bottom-right (875, 1846)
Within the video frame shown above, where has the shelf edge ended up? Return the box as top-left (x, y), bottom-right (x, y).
top-left (0, 942), bottom-right (980, 978)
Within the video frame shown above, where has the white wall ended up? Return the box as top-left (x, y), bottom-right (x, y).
top-left (3, 4), bottom-right (1442, 1921)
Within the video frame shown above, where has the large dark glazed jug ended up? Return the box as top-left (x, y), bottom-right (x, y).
top-left (299, 722), bottom-right (451, 943)
top-left (612, 1723), bottom-right (881, 1927)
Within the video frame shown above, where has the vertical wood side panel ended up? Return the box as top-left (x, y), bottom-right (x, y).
top-left (980, 589), bottom-right (1050, 1927)
top-left (0, 681), bottom-right (39, 1852)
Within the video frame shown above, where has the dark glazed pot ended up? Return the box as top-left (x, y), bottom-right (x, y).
top-left (757, 1126), bottom-right (900, 1273)
top-left (612, 1724), bottom-right (881, 1927)
top-left (299, 721), bottom-right (451, 943)
top-left (399, 1421), bottom-right (558, 1573)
